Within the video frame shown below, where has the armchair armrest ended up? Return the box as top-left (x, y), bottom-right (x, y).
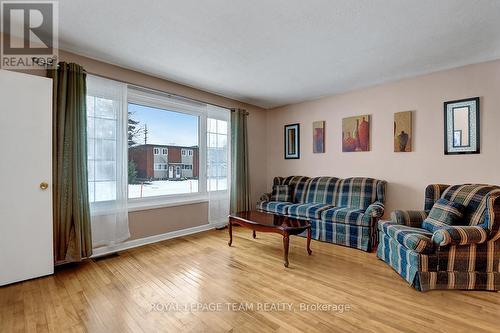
top-left (431, 225), bottom-right (489, 246)
top-left (365, 201), bottom-right (385, 218)
top-left (390, 210), bottom-right (428, 228)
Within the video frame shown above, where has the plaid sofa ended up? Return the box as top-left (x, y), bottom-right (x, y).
top-left (258, 176), bottom-right (387, 251)
top-left (377, 184), bottom-right (500, 291)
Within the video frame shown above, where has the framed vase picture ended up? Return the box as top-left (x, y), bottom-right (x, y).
top-left (342, 115), bottom-right (370, 152)
top-left (284, 123), bottom-right (300, 159)
top-left (313, 121), bottom-right (325, 153)
top-left (394, 111), bottom-right (413, 152)
top-left (444, 97), bottom-right (480, 154)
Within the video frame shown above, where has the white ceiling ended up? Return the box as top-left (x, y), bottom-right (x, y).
top-left (39, 1), bottom-right (500, 108)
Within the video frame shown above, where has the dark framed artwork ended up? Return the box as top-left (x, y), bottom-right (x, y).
top-left (284, 123), bottom-right (300, 159)
top-left (444, 97), bottom-right (480, 155)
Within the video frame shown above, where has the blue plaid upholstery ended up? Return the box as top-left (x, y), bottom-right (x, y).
top-left (321, 207), bottom-right (372, 226)
top-left (377, 184), bottom-right (500, 291)
top-left (303, 177), bottom-right (341, 204)
top-left (258, 176), bottom-right (387, 251)
top-left (391, 210), bottom-right (428, 228)
top-left (432, 225), bottom-right (489, 246)
top-left (287, 203), bottom-right (333, 219)
top-left (337, 178), bottom-right (382, 210)
top-left (379, 221), bottom-right (434, 254)
top-left (279, 176), bottom-right (311, 203)
top-left (304, 220), bottom-right (372, 251)
top-left (257, 201), bottom-right (292, 215)
top-left (421, 198), bottom-right (465, 232)
top-left (270, 185), bottom-right (291, 202)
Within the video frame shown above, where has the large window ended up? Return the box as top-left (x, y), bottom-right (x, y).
top-left (127, 102), bottom-right (199, 199)
top-left (86, 80), bottom-right (230, 214)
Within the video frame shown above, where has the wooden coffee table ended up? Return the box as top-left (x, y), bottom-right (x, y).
top-left (228, 210), bottom-right (312, 267)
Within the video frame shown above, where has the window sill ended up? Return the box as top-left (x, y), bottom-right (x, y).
top-left (128, 195), bottom-right (208, 212)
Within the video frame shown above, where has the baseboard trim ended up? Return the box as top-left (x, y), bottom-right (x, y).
top-left (91, 222), bottom-right (227, 258)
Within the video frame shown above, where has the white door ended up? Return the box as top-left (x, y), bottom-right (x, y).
top-left (0, 70), bottom-right (53, 286)
top-left (168, 165), bottom-right (173, 178)
top-left (175, 166), bottom-right (181, 178)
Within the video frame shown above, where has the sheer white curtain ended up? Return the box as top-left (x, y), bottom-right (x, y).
top-left (86, 75), bottom-right (130, 247)
top-left (207, 105), bottom-right (231, 224)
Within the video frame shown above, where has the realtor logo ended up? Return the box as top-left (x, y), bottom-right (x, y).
top-left (1, 1), bottom-right (58, 69)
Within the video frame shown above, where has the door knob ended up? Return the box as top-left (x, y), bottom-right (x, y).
top-left (40, 182), bottom-right (49, 190)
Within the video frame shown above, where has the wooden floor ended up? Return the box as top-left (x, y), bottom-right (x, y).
top-left (1, 228), bottom-right (499, 333)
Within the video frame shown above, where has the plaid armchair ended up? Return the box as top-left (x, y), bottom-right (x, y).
top-left (377, 184), bottom-right (500, 291)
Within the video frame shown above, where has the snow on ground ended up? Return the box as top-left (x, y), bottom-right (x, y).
top-left (128, 179), bottom-right (227, 198)
top-left (129, 180), bottom-right (199, 198)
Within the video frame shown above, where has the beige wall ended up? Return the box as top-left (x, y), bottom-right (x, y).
top-left (266, 59), bottom-right (500, 215)
top-left (128, 202), bottom-right (208, 240)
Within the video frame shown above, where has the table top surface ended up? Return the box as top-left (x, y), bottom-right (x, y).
top-left (229, 210), bottom-right (310, 230)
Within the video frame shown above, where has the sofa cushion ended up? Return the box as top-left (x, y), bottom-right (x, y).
top-left (270, 185), bottom-right (292, 202)
top-left (287, 203), bottom-right (333, 219)
top-left (422, 198), bottom-right (465, 232)
top-left (257, 201), bottom-right (293, 215)
top-left (303, 177), bottom-right (341, 204)
top-left (380, 221), bottom-right (435, 254)
top-left (321, 206), bottom-right (372, 226)
top-left (336, 178), bottom-right (383, 210)
top-left (277, 176), bottom-right (311, 203)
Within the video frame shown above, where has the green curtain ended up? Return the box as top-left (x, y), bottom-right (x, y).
top-left (48, 62), bottom-right (92, 263)
top-left (230, 109), bottom-right (250, 213)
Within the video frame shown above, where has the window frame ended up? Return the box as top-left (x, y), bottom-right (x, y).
top-left (127, 88), bottom-right (208, 210)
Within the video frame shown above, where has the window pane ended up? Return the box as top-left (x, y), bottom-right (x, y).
top-left (95, 97), bottom-right (116, 119)
top-left (95, 161), bottom-right (116, 181)
top-left (128, 102), bottom-right (199, 199)
top-left (86, 96), bottom-right (95, 116)
top-left (208, 118), bottom-right (217, 133)
top-left (208, 133), bottom-right (217, 148)
top-left (217, 120), bottom-right (227, 134)
top-left (87, 93), bottom-right (119, 203)
top-left (95, 139), bottom-right (116, 161)
top-left (207, 117), bottom-right (229, 193)
top-left (95, 181), bottom-right (116, 201)
top-left (217, 134), bottom-right (227, 149)
top-left (95, 118), bottom-right (116, 140)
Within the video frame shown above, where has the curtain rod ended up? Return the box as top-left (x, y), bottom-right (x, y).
top-left (86, 71), bottom-right (249, 115)
top-left (35, 57), bottom-right (250, 115)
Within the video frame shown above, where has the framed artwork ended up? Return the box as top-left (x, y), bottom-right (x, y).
top-left (342, 115), bottom-right (370, 152)
top-left (313, 121), bottom-right (325, 153)
top-left (284, 123), bottom-right (300, 159)
top-left (394, 111), bottom-right (413, 152)
top-left (444, 97), bottom-right (480, 155)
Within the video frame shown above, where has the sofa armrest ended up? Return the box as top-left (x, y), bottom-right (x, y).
top-left (365, 201), bottom-right (385, 218)
top-left (390, 210), bottom-right (428, 228)
top-left (258, 192), bottom-right (272, 204)
top-left (431, 225), bottom-right (489, 246)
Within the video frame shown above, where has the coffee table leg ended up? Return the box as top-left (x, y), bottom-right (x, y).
top-left (283, 234), bottom-right (289, 267)
top-left (228, 221), bottom-right (233, 246)
top-left (307, 227), bottom-right (312, 255)
top-left (252, 230), bottom-right (256, 239)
